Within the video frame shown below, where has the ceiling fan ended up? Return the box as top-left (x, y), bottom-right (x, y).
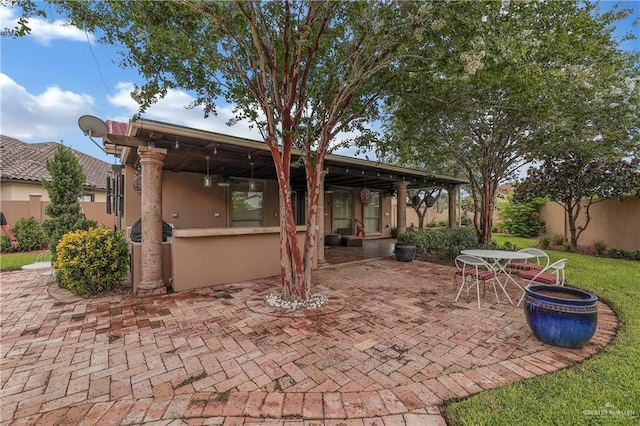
top-left (204, 163), bottom-right (240, 188)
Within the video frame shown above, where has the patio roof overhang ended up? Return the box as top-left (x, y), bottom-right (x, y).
top-left (105, 117), bottom-right (468, 192)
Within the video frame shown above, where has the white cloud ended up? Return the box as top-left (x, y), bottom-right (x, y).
top-left (0, 5), bottom-right (93, 46)
top-left (107, 82), bottom-right (264, 141)
top-left (0, 73), bottom-right (94, 140)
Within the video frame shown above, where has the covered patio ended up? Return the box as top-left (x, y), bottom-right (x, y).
top-left (102, 117), bottom-right (469, 296)
top-left (1, 259), bottom-right (616, 424)
top-left (324, 238), bottom-right (397, 265)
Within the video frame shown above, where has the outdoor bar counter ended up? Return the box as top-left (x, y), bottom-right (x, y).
top-left (170, 226), bottom-right (307, 292)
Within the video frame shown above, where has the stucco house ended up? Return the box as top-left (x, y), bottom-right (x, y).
top-left (0, 135), bottom-right (114, 226)
top-left (102, 117), bottom-right (468, 295)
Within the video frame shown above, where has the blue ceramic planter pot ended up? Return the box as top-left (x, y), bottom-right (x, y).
top-left (523, 284), bottom-right (598, 349)
top-left (394, 242), bottom-right (417, 262)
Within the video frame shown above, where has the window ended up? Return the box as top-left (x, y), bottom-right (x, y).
top-left (291, 191), bottom-right (307, 226)
top-left (332, 189), bottom-right (353, 232)
top-left (231, 182), bottom-right (264, 227)
top-left (81, 194), bottom-right (94, 202)
top-left (363, 191), bottom-right (381, 233)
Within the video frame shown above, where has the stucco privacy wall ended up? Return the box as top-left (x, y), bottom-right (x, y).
top-left (0, 182), bottom-right (107, 202)
top-left (540, 195), bottom-right (640, 251)
top-left (0, 199), bottom-right (115, 228)
top-left (405, 206), bottom-right (455, 228)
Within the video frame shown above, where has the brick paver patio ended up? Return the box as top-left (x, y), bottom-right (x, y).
top-left (1, 258), bottom-right (616, 425)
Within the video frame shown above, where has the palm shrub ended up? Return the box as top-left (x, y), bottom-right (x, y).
top-left (0, 217), bottom-right (47, 252)
top-left (54, 226), bottom-right (130, 296)
top-left (593, 240), bottom-right (607, 255)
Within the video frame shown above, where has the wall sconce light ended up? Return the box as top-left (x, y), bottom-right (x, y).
top-left (203, 156), bottom-right (213, 188)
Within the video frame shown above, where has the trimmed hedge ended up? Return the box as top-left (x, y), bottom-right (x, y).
top-left (397, 227), bottom-right (479, 259)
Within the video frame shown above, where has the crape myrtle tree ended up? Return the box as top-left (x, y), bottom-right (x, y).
top-left (514, 1), bottom-right (640, 250)
top-left (5, 1), bottom-right (447, 302)
top-left (376, 0), bottom-right (638, 245)
top-left (408, 187), bottom-right (443, 229)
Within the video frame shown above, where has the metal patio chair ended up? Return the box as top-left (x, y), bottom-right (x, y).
top-left (517, 258), bottom-right (567, 305)
top-left (454, 254), bottom-right (499, 309)
top-left (508, 248), bottom-right (550, 272)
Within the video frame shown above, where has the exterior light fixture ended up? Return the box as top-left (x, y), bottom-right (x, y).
top-left (175, 139), bottom-right (179, 149)
top-left (203, 156), bottom-right (213, 188)
top-left (249, 163), bottom-right (256, 191)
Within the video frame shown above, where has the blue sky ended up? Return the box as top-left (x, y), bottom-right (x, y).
top-left (1, 1), bottom-right (638, 164)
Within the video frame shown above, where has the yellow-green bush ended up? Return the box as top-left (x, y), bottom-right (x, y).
top-left (54, 226), bottom-right (129, 296)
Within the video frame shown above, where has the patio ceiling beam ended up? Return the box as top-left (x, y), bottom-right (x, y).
top-left (105, 134), bottom-right (148, 148)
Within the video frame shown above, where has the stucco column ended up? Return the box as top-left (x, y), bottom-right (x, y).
top-left (137, 146), bottom-right (167, 297)
top-left (448, 185), bottom-right (458, 228)
top-left (316, 170), bottom-right (328, 265)
top-left (396, 181), bottom-right (409, 235)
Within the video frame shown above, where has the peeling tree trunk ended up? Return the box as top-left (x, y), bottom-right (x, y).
top-left (276, 168), bottom-right (307, 301)
top-left (479, 180), bottom-right (498, 245)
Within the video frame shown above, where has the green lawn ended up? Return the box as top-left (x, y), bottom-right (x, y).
top-left (0, 252), bottom-right (39, 272)
top-left (443, 234), bottom-right (640, 425)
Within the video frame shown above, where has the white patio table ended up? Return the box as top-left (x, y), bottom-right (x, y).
top-left (460, 249), bottom-right (534, 306)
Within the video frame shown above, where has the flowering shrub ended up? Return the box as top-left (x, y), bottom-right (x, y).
top-left (54, 226), bottom-right (129, 296)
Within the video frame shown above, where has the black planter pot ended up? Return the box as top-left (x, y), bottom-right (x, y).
top-left (523, 284), bottom-right (598, 349)
top-left (394, 242), bottom-right (417, 262)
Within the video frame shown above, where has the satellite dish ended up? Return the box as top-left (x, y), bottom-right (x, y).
top-left (78, 115), bottom-right (109, 138)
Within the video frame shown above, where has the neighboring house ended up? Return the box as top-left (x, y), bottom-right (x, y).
top-left (105, 117), bottom-right (468, 295)
top-left (0, 135), bottom-right (114, 226)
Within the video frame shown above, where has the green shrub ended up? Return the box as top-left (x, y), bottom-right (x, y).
top-left (538, 235), bottom-right (552, 249)
top-left (398, 227), bottom-right (479, 259)
top-left (390, 227), bottom-right (398, 238)
top-left (0, 217), bottom-right (48, 253)
top-left (593, 240), bottom-right (607, 255)
top-left (606, 248), bottom-right (640, 260)
top-left (54, 226), bottom-right (130, 296)
top-left (498, 197), bottom-right (546, 237)
top-left (43, 215), bottom-right (97, 260)
top-left (551, 233), bottom-right (565, 246)
top-left (607, 248), bottom-right (625, 259)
